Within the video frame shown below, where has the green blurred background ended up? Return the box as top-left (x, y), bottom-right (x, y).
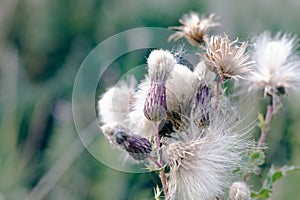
top-left (0, 0), bottom-right (300, 199)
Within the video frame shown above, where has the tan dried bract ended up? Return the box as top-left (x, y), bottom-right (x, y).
top-left (168, 12), bottom-right (220, 46)
top-left (203, 34), bottom-right (253, 80)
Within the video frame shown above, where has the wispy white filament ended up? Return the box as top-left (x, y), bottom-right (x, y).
top-left (249, 32), bottom-right (300, 97)
top-left (166, 101), bottom-right (253, 200)
top-left (97, 77), bottom-right (136, 127)
top-left (166, 64), bottom-right (199, 115)
top-left (128, 77), bottom-right (153, 137)
top-left (147, 49), bottom-right (176, 82)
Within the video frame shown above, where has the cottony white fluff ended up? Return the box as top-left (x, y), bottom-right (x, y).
top-left (166, 64), bottom-right (199, 115)
top-left (166, 103), bottom-right (253, 200)
top-left (128, 77), bottom-right (154, 137)
top-left (249, 32), bottom-right (300, 97)
top-left (97, 77), bottom-right (136, 127)
top-left (193, 61), bottom-right (216, 87)
top-left (147, 49), bottom-right (176, 82)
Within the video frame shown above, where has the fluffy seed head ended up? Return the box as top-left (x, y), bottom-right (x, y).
top-left (169, 12), bottom-right (220, 46)
top-left (229, 182), bottom-right (251, 200)
top-left (167, 140), bottom-right (203, 170)
top-left (248, 32), bottom-right (300, 98)
top-left (97, 77), bottom-right (136, 127)
top-left (128, 78), bottom-right (154, 137)
top-left (166, 129), bottom-right (251, 199)
top-left (204, 34), bottom-right (253, 80)
top-left (166, 64), bottom-right (198, 115)
top-left (147, 49), bottom-right (176, 83)
top-left (165, 98), bottom-right (253, 200)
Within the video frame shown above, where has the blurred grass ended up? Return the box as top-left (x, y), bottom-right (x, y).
top-left (0, 0), bottom-right (300, 199)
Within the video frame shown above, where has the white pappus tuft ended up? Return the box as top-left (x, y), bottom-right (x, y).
top-left (166, 64), bottom-right (199, 116)
top-left (147, 49), bottom-right (176, 83)
top-left (166, 101), bottom-right (253, 200)
top-left (97, 77), bottom-right (136, 127)
top-left (248, 32), bottom-right (300, 99)
top-left (128, 77), bottom-right (154, 137)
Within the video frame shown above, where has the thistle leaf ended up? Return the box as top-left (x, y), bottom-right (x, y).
top-left (251, 188), bottom-right (272, 199)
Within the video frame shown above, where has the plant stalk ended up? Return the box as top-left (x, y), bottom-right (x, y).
top-left (152, 122), bottom-right (168, 197)
top-left (258, 104), bottom-right (274, 148)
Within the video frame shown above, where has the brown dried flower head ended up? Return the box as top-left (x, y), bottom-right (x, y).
top-left (168, 12), bottom-right (220, 46)
top-left (204, 34), bottom-right (253, 80)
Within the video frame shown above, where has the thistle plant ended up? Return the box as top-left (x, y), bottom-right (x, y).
top-left (97, 12), bottom-right (300, 200)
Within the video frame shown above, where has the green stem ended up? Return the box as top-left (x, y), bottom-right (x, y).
top-left (258, 103), bottom-right (274, 148)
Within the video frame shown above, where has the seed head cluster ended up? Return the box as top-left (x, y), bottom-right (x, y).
top-left (97, 11), bottom-right (300, 200)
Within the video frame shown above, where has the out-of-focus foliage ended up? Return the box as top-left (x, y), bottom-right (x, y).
top-left (0, 0), bottom-right (299, 199)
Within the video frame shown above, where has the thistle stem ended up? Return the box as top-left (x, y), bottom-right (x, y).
top-left (152, 122), bottom-right (168, 197)
top-left (160, 171), bottom-right (168, 197)
top-left (152, 123), bottom-right (162, 164)
top-left (214, 76), bottom-right (223, 110)
top-left (148, 155), bottom-right (162, 168)
top-left (258, 104), bottom-right (274, 148)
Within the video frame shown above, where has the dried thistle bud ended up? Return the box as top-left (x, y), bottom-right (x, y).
top-left (101, 124), bottom-right (152, 161)
top-left (203, 33), bottom-right (253, 80)
top-left (124, 133), bottom-right (152, 160)
top-left (191, 83), bottom-right (212, 128)
top-left (168, 12), bottom-right (220, 46)
top-left (144, 49), bottom-right (176, 121)
top-left (229, 182), bottom-right (251, 200)
top-left (144, 82), bottom-right (167, 121)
